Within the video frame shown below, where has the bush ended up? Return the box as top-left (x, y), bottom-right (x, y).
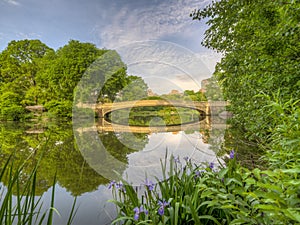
top-left (0, 105), bottom-right (27, 121)
top-left (44, 100), bottom-right (73, 118)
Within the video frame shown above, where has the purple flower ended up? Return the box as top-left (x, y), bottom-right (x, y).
top-left (158, 200), bottom-right (169, 208)
top-left (134, 213), bottom-right (139, 220)
top-left (143, 178), bottom-right (155, 191)
top-left (229, 150), bottom-right (235, 159)
top-left (133, 205), bottom-right (148, 221)
top-left (183, 156), bottom-right (190, 162)
top-left (115, 181), bottom-right (123, 189)
top-left (158, 206), bottom-right (164, 216)
top-left (108, 180), bottom-right (116, 189)
top-left (133, 207), bottom-right (139, 214)
top-left (194, 170), bottom-right (205, 178)
top-left (174, 156), bottom-right (180, 164)
top-left (158, 200), bottom-right (169, 216)
top-left (140, 205), bottom-right (148, 215)
top-left (209, 162), bottom-right (214, 169)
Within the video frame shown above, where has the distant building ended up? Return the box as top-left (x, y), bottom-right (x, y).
top-left (201, 78), bottom-right (210, 93)
top-left (169, 90), bottom-right (182, 95)
top-left (147, 89), bottom-right (157, 96)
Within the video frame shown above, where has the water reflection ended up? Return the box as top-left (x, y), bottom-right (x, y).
top-left (0, 117), bottom-right (228, 224)
top-left (0, 121), bottom-right (108, 196)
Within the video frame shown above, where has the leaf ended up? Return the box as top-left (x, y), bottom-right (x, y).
top-left (198, 215), bottom-right (222, 225)
top-left (281, 168), bottom-right (300, 174)
top-left (282, 209), bottom-right (300, 222)
top-left (201, 189), bottom-right (215, 198)
top-left (225, 178), bottom-right (243, 187)
top-left (253, 204), bottom-right (280, 211)
top-left (252, 168), bottom-right (261, 180)
top-left (185, 196), bottom-right (201, 225)
top-left (221, 204), bottom-right (239, 210)
top-left (229, 218), bottom-right (247, 225)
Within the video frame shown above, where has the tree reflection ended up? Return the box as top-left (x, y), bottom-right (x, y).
top-left (0, 122), bottom-right (108, 196)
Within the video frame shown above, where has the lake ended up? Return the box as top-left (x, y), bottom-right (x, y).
top-left (0, 108), bottom-right (229, 224)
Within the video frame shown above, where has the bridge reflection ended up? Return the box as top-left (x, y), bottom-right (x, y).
top-left (75, 100), bottom-right (229, 144)
top-left (77, 116), bottom-right (210, 134)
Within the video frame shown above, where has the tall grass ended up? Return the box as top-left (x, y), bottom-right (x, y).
top-left (0, 155), bottom-right (77, 225)
top-left (109, 153), bottom-right (300, 224)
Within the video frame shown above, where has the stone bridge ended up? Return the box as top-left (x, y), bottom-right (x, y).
top-left (94, 100), bottom-right (211, 118)
top-left (75, 100), bottom-right (229, 134)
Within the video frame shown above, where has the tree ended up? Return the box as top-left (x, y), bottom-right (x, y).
top-left (0, 39), bottom-right (53, 108)
top-left (73, 49), bottom-right (135, 104)
top-left (118, 75), bottom-right (148, 101)
top-left (183, 90), bottom-right (207, 101)
top-left (39, 40), bottom-right (106, 102)
top-left (192, 0), bottom-right (300, 139)
top-left (0, 92), bottom-right (26, 120)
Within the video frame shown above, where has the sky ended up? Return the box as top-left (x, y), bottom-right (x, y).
top-left (0, 0), bottom-right (221, 93)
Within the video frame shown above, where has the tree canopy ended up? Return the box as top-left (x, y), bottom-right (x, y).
top-left (0, 39), bottom-right (147, 120)
top-left (192, 0), bottom-right (300, 139)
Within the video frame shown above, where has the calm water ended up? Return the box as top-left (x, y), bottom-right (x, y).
top-left (0, 114), bottom-right (228, 225)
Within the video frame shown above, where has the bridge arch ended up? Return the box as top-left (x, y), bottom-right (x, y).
top-left (95, 100), bottom-right (210, 118)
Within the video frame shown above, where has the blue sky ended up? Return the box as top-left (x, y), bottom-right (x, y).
top-left (0, 0), bottom-right (212, 52)
top-left (0, 0), bottom-right (221, 93)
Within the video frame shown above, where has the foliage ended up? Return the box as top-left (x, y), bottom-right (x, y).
top-left (261, 96), bottom-right (300, 170)
top-left (0, 40), bottom-right (53, 108)
top-left (117, 76), bottom-right (149, 101)
top-left (44, 100), bottom-right (73, 118)
top-left (183, 90), bottom-right (207, 102)
top-left (203, 76), bottom-right (224, 101)
top-left (191, 0), bottom-right (300, 139)
top-left (0, 92), bottom-right (28, 121)
top-left (40, 40), bottom-right (107, 102)
top-left (0, 121), bottom-right (108, 196)
top-left (110, 153), bottom-right (300, 225)
top-left (0, 39), bottom-right (144, 120)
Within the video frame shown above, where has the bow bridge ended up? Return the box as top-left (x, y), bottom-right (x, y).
top-left (75, 100), bottom-right (229, 137)
top-left (94, 100), bottom-right (210, 118)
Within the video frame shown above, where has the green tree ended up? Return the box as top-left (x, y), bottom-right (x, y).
top-left (0, 92), bottom-right (27, 120)
top-left (0, 40), bottom-right (53, 104)
top-left (73, 49), bottom-right (133, 104)
top-left (183, 90), bottom-right (207, 101)
top-left (202, 77), bottom-right (224, 101)
top-left (39, 40), bottom-right (106, 102)
top-left (192, 0), bottom-right (300, 139)
top-left (118, 75), bottom-right (148, 101)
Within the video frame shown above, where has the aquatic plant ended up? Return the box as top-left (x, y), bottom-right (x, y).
top-left (0, 155), bottom-right (77, 225)
top-left (109, 152), bottom-right (300, 224)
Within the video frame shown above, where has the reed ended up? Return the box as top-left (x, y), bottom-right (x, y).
top-left (0, 154), bottom-right (77, 225)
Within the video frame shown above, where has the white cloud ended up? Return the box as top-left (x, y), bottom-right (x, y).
top-left (97, 0), bottom-right (211, 49)
top-left (3, 0), bottom-right (20, 6)
top-left (115, 40), bottom-right (212, 94)
top-left (16, 31), bottom-right (42, 40)
top-left (196, 52), bottom-right (222, 73)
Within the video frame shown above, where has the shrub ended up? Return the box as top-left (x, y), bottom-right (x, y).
top-left (44, 100), bottom-right (73, 118)
top-left (0, 105), bottom-right (27, 121)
